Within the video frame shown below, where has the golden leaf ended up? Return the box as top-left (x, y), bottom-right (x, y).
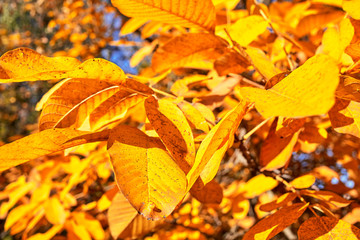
top-left (259, 192), bottom-right (297, 212)
top-left (298, 216), bottom-right (360, 240)
top-left (108, 192), bottom-right (138, 239)
top-left (329, 99), bottom-right (360, 138)
top-left (243, 203), bottom-right (309, 240)
top-left (290, 174), bottom-right (316, 189)
top-left (0, 128), bottom-right (109, 172)
top-left (152, 33), bottom-right (228, 72)
top-left (107, 125), bottom-right (187, 220)
top-left (44, 197), bottom-right (66, 225)
top-left (300, 190), bottom-right (352, 210)
top-left (0, 48), bottom-right (80, 82)
top-left (343, 0), bottom-right (360, 20)
top-left (241, 54), bottom-right (339, 118)
top-left (187, 100), bottom-right (248, 188)
top-left (145, 96), bottom-right (196, 173)
top-left (111, 0), bottom-right (216, 32)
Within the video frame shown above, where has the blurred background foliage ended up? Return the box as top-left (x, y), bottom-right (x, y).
top-left (0, 0), bottom-right (141, 143)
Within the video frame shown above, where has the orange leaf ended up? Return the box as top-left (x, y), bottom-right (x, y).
top-left (187, 100), bottom-right (248, 188)
top-left (0, 48), bottom-right (125, 84)
top-left (152, 33), bottom-right (228, 72)
top-left (329, 99), bottom-right (360, 138)
top-left (241, 54), bottom-right (339, 117)
top-left (111, 0), bottom-right (216, 32)
top-left (44, 197), bottom-right (67, 225)
top-left (260, 118), bottom-right (300, 171)
top-left (107, 125), bottom-right (187, 220)
top-left (190, 180), bottom-right (223, 204)
top-left (0, 47), bottom-right (80, 82)
top-left (145, 96), bottom-right (195, 173)
top-left (119, 214), bottom-right (164, 239)
top-left (243, 203), bottom-right (309, 240)
top-left (298, 216), bottom-right (360, 240)
top-left (300, 190), bottom-right (352, 210)
top-left (0, 128), bottom-right (109, 171)
top-left (259, 192), bottom-right (297, 212)
top-left (108, 191), bottom-right (138, 239)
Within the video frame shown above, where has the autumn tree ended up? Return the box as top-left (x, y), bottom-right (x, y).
top-left (1, 0), bottom-right (360, 239)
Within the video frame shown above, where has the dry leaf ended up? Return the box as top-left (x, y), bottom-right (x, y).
top-left (190, 180), bottom-right (223, 204)
top-left (300, 190), bottom-right (352, 209)
top-left (259, 192), bottom-right (297, 212)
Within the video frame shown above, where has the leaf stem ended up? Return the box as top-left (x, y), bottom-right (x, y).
top-left (243, 117), bottom-right (271, 140)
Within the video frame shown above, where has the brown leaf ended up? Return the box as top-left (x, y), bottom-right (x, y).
top-left (259, 192), bottom-right (297, 212)
top-left (298, 216), bottom-right (360, 240)
top-left (214, 51), bottom-right (250, 76)
top-left (243, 203), bottom-right (309, 240)
top-left (300, 190), bottom-right (352, 209)
top-left (190, 180), bottom-right (223, 204)
top-left (107, 125), bottom-right (187, 220)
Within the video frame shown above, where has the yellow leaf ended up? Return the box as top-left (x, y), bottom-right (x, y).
top-left (108, 192), bottom-right (138, 239)
top-left (73, 212), bottom-right (105, 240)
top-left (111, 0), bottom-right (216, 32)
top-left (241, 174), bottom-right (279, 199)
top-left (66, 219), bottom-right (92, 240)
top-left (27, 225), bottom-right (64, 240)
top-left (329, 99), bottom-right (360, 138)
top-left (298, 216), bottom-right (360, 240)
top-left (244, 203), bottom-right (309, 240)
top-left (145, 96), bottom-right (196, 173)
top-left (152, 33), bottom-right (228, 72)
top-left (44, 197), bottom-right (67, 225)
top-left (227, 15), bottom-right (269, 46)
top-left (0, 49), bottom-right (125, 84)
top-left (107, 125), bottom-right (187, 220)
top-left (170, 74), bottom-right (209, 97)
top-left (241, 54), bottom-right (339, 118)
top-left (119, 214), bottom-right (164, 239)
top-left (90, 92), bottom-right (146, 130)
top-left (4, 203), bottom-right (37, 231)
top-left (187, 100), bottom-right (248, 188)
top-left (343, 0), bottom-right (360, 20)
top-left (246, 47), bottom-right (281, 80)
top-left (0, 47), bottom-right (80, 82)
top-left (0, 128), bottom-right (109, 172)
top-left (130, 43), bottom-right (155, 67)
top-left (177, 101), bottom-right (210, 133)
top-left (290, 174), bottom-right (316, 189)
top-left (54, 86), bottom-right (121, 129)
top-left (120, 17), bottom-right (148, 35)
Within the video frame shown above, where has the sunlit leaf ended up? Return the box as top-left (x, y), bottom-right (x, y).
top-left (27, 225), bottom-right (64, 240)
top-left (241, 54), bottom-right (339, 117)
top-left (246, 47), bottom-right (281, 80)
top-left (177, 100), bottom-right (210, 133)
top-left (290, 174), bottom-right (316, 189)
top-left (329, 99), bottom-right (360, 138)
top-left (44, 197), bottom-right (66, 225)
top-left (0, 47), bottom-right (80, 82)
top-left (73, 212), bottom-right (105, 240)
top-left (107, 125), bottom-right (187, 220)
top-left (243, 203), bottom-right (309, 240)
top-left (108, 192), bottom-right (138, 239)
top-left (0, 128), bottom-right (109, 171)
top-left (227, 15), bottom-right (269, 46)
top-left (152, 33), bottom-right (228, 72)
top-left (111, 0), bottom-right (216, 31)
top-left (298, 216), bottom-right (360, 240)
top-left (342, 0), bottom-right (360, 20)
top-left (145, 96), bottom-right (196, 173)
top-left (187, 100), bottom-right (248, 188)
top-left (120, 18), bottom-right (148, 35)
top-left (241, 174), bottom-right (279, 199)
